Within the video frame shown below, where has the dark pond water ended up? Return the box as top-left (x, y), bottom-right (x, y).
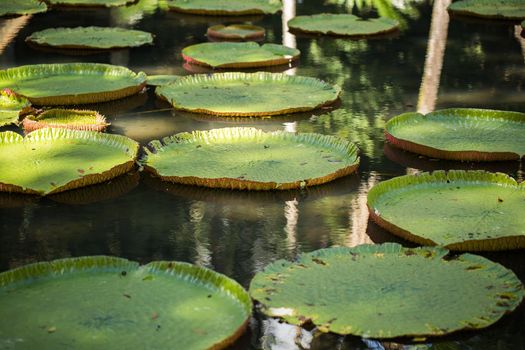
top-left (1, 0), bottom-right (525, 349)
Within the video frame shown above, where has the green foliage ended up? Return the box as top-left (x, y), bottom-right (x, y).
top-left (47, 0), bottom-right (136, 7)
top-left (166, 0), bottom-right (281, 15)
top-left (448, 0), bottom-right (525, 20)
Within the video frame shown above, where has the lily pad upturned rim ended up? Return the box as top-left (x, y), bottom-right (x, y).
top-left (0, 255), bottom-right (252, 350)
top-left (155, 72), bottom-right (341, 117)
top-left (249, 243), bottom-right (524, 338)
top-left (207, 24), bottom-right (266, 41)
top-left (166, 0), bottom-right (282, 15)
top-left (367, 170), bottom-right (525, 251)
top-left (0, 0), bottom-right (48, 16)
top-left (385, 108), bottom-right (525, 161)
top-left (181, 42), bottom-right (300, 68)
top-left (25, 26), bottom-right (154, 50)
top-left (447, 0), bottom-right (525, 20)
top-left (22, 109), bottom-right (110, 133)
top-left (0, 63), bottom-right (147, 105)
top-left (143, 127), bottom-right (360, 191)
top-left (45, 0), bottom-right (138, 8)
top-left (0, 128), bottom-right (139, 195)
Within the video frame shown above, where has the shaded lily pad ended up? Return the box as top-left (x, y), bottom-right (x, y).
top-left (385, 108), bottom-right (525, 161)
top-left (249, 243), bottom-right (524, 338)
top-left (182, 42), bottom-right (300, 68)
top-left (22, 109), bottom-right (109, 133)
top-left (46, 0), bottom-right (136, 7)
top-left (167, 0), bottom-right (281, 15)
top-left (367, 170), bottom-right (525, 251)
top-left (448, 0), bottom-right (525, 20)
top-left (0, 128), bottom-right (138, 195)
top-left (146, 74), bottom-right (180, 86)
top-left (0, 88), bottom-right (32, 127)
top-left (0, 0), bottom-right (47, 16)
top-left (288, 14), bottom-right (399, 37)
top-left (0, 63), bottom-right (147, 105)
top-left (155, 72), bottom-right (340, 116)
top-left (26, 27), bottom-right (154, 50)
top-left (0, 256), bottom-right (251, 349)
top-left (143, 127), bottom-right (359, 190)
top-left (207, 24), bottom-right (265, 41)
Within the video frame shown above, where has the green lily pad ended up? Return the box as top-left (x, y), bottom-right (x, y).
top-left (367, 170), bottom-right (525, 251)
top-left (0, 0), bottom-right (47, 16)
top-left (182, 42), bottom-right (300, 68)
top-left (448, 0), bottom-right (525, 20)
top-left (46, 0), bottom-right (136, 7)
top-left (0, 256), bottom-right (251, 349)
top-left (0, 128), bottom-right (138, 195)
top-left (207, 24), bottom-right (265, 41)
top-left (0, 63), bottom-right (147, 105)
top-left (155, 72), bottom-right (340, 116)
top-left (0, 88), bottom-right (31, 127)
top-left (385, 108), bottom-right (525, 161)
top-left (22, 109), bottom-right (109, 133)
top-left (146, 74), bottom-right (180, 86)
top-left (26, 27), bottom-right (154, 50)
top-left (166, 0), bottom-right (281, 15)
top-left (143, 127), bottom-right (359, 190)
top-left (287, 14), bottom-right (400, 37)
top-left (249, 243), bottom-right (524, 338)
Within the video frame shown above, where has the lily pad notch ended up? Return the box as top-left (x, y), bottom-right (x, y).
top-left (22, 109), bottom-right (110, 133)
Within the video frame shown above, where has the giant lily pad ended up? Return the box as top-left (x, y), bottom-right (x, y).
top-left (0, 88), bottom-right (31, 127)
top-left (182, 42), bottom-right (300, 68)
top-left (249, 243), bottom-right (524, 338)
top-left (26, 27), bottom-right (154, 50)
top-left (166, 0), bottom-right (281, 15)
top-left (385, 108), bottom-right (525, 161)
top-left (156, 72), bottom-right (340, 116)
top-left (287, 14), bottom-right (399, 37)
top-left (22, 109), bottom-right (109, 133)
top-left (0, 256), bottom-right (251, 349)
top-left (143, 127), bottom-right (359, 190)
top-left (448, 0), bottom-right (525, 20)
top-left (0, 128), bottom-right (138, 195)
top-left (0, 0), bottom-right (47, 16)
top-left (367, 170), bottom-right (525, 251)
top-left (46, 0), bottom-right (136, 7)
top-left (207, 24), bottom-right (265, 41)
top-left (0, 63), bottom-right (147, 105)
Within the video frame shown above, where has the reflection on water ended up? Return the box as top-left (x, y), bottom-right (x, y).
top-left (1, 0), bottom-right (525, 348)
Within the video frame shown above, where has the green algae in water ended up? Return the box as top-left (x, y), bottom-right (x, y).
top-left (0, 256), bottom-right (251, 350)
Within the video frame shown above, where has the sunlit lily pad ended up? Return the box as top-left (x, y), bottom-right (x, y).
top-left (0, 88), bottom-right (31, 127)
top-left (250, 243), bottom-right (524, 338)
top-left (146, 74), bottom-right (180, 86)
top-left (385, 108), bottom-right (525, 161)
top-left (26, 27), bottom-right (154, 49)
top-left (0, 63), bottom-right (147, 105)
top-left (156, 72), bottom-right (340, 116)
top-left (46, 0), bottom-right (136, 7)
top-left (22, 109), bottom-right (109, 133)
top-left (207, 24), bottom-right (265, 41)
top-left (0, 256), bottom-right (252, 349)
top-left (167, 0), bottom-right (281, 15)
top-left (0, 128), bottom-right (138, 195)
top-left (182, 42), bottom-right (300, 68)
top-left (448, 0), bottom-right (525, 20)
top-left (367, 170), bottom-right (525, 251)
top-left (287, 14), bottom-right (399, 37)
top-left (143, 127), bottom-right (359, 190)
top-left (0, 0), bottom-right (47, 16)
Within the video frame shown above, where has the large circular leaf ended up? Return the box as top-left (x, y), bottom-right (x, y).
top-left (0, 88), bottom-right (31, 127)
top-left (26, 27), bottom-right (154, 49)
top-left (367, 170), bottom-right (525, 251)
top-left (155, 72), bottom-right (340, 116)
top-left (182, 42), bottom-right (299, 68)
top-left (143, 127), bottom-right (359, 190)
top-left (207, 24), bottom-right (265, 41)
top-left (0, 256), bottom-right (252, 349)
top-left (46, 0), bottom-right (136, 7)
top-left (448, 0), bottom-right (525, 20)
top-left (167, 0), bottom-right (281, 15)
top-left (0, 128), bottom-right (139, 195)
top-left (288, 14), bottom-right (399, 37)
top-left (385, 109), bottom-right (525, 161)
top-left (0, 0), bottom-right (47, 16)
top-left (0, 63), bottom-right (147, 105)
top-left (249, 243), bottom-right (524, 338)
top-left (22, 109), bottom-right (109, 133)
